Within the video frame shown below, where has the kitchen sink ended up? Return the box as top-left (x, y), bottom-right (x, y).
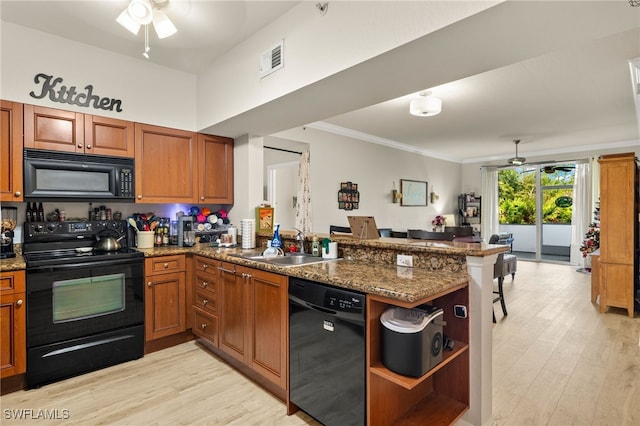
top-left (230, 252), bottom-right (337, 267)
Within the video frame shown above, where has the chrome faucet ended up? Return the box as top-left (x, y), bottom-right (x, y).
top-left (294, 228), bottom-right (306, 254)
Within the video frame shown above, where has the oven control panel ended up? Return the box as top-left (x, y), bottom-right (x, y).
top-left (24, 220), bottom-right (127, 240)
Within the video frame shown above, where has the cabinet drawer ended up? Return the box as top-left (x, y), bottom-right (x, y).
top-left (0, 271), bottom-right (26, 295)
top-left (194, 289), bottom-right (217, 315)
top-left (145, 255), bottom-right (185, 275)
top-left (194, 271), bottom-right (217, 296)
top-left (192, 309), bottom-right (218, 346)
top-left (194, 257), bottom-right (218, 276)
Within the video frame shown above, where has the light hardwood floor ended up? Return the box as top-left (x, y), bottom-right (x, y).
top-left (2, 261), bottom-right (639, 425)
top-left (493, 260), bottom-right (640, 425)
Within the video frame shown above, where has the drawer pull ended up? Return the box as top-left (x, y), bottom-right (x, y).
top-left (202, 299), bottom-right (208, 306)
top-left (218, 266), bottom-right (235, 274)
top-left (202, 264), bottom-right (208, 270)
top-left (201, 323), bottom-right (207, 329)
top-left (242, 272), bottom-right (252, 279)
top-left (163, 263), bottom-right (169, 268)
top-left (202, 281), bottom-right (208, 288)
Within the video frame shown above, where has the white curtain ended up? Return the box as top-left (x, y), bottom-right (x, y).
top-left (480, 167), bottom-right (499, 239)
top-left (570, 162), bottom-right (592, 265)
top-left (295, 149), bottom-right (312, 233)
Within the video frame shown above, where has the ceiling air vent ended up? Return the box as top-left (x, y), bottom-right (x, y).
top-left (260, 40), bottom-right (284, 78)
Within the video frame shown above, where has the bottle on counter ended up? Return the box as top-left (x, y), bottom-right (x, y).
top-left (312, 235), bottom-right (320, 257)
top-left (88, 202), bottom-right (93, 220)
top-left (271, 223), bottom-right (282, 250)
top-left (59, 210), bottom-right (66, 221)
top-left (37, 202), bottom-right (44, 222)
top-left (26, 202), bottom-right (32, 223)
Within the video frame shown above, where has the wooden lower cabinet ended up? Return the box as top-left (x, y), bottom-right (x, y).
top-left (144, 255), bottom-right (186, 341)
top-left (0, 271), bottom-right (26, 378)
top-left (191, 257), bottom-right (220, 346)
top-left (367, 283), bottom-right (470, 425)
top-left (210, 260), bottom-right (288, 393)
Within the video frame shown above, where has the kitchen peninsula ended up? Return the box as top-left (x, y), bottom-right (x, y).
top-left (1, 233), bottom-right (506, 425)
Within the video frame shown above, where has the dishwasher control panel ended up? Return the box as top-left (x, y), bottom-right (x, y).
top-left (325, 291), bottom-right (364, 313)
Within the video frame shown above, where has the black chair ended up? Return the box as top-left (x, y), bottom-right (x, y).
top-left (444, 226), bottom-right (474, 238)
top-left (489, 234), bottom-right (517, 322)
top-left (389, 231), bottom-right (408, 238)
top-left (407, 229), bottom-right (454, 241)
top-left (329, 225), bottom-right (351, 234)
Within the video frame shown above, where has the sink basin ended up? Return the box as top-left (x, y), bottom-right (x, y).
top-left (230, 252), bottom-right (336, 267)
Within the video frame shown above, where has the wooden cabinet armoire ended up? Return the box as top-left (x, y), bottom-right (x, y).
top-left (598, 153), bottom-right (638, 317)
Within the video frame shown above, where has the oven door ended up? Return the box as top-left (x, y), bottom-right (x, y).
top-left (26, 257), bottom-right (144, 349)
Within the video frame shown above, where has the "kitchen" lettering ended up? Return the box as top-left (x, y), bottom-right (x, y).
top-left (29, 73), bottom-right (123, 112)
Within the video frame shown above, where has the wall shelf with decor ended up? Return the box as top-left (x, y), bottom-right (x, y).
top-left (458, 194), bottom-right (481, 229)
top-left (338, 182), bottom-right (359, 210)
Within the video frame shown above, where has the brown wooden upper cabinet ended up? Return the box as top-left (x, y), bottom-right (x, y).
top-left (0, 100), bottom-right (23, 201)
top-left (198, 134), bottom-right (234, 204)
top-left (135, 123), bottom-right (198, 203)
top-left (24, 104), bottom-right (134, 157)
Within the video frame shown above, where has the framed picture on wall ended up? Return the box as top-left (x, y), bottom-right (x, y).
top-left (400, 179), bottom-right (428, 206)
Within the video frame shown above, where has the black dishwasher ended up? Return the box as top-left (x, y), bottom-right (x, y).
top-left (289, 278), bottom-right (366, 426)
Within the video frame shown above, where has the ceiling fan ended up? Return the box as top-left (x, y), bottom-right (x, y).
top-left (507, 139), bottom-right (526, 166)
top-left (486, 139), bottom-right (577, 171)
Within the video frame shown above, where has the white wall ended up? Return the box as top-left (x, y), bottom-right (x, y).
top-left (273, 127), bottom-right (461, 234)
top-left (0, 22), bottom-right (196, 131)
top-left (195, 1), bottom-right (499, 131)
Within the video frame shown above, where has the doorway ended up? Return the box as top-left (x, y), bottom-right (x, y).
top-left (499, 164), bottom-right (575, 263)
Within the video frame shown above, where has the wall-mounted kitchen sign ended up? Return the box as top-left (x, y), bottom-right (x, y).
top-left (29, 73), bottom-right (123, 112)
top-left (338, 181), bottom-right (359, 210)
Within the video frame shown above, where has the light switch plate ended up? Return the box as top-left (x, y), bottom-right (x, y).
top-left (397, 254), bottom-right (413, 267)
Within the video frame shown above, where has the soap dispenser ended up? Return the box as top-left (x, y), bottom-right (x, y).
top-left (271, 223), bottom-right (282, 250)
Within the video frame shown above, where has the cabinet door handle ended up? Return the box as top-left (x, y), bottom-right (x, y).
top-left (86, 145), bottom-right (92, 149)
top-left (202, 299), bottom-right (208, 306)
top-left (200, 196), bottom-right (205, 201)
top-left (201, 323), bottom-right (207, 329)
top-left (137, 195), bottom-right (142, 199)
top-left (147, 281), bottom-right (153, 287)
top-left (242, 272), bottom-right (252, 279)
top-left (202, 264), bottom-right (208, 270)
top-left (202, 281), bottom-right (208, 288)
top-left (14, 191), bottom-right (21, 197)
top-left (77, 144), bottom-right (83, 148)
top-left (16, 299), bottom-right (23, 306)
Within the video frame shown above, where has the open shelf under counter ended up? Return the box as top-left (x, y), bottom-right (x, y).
top-left (366, 281), bottom-right (469, 426)
top-left (369, 340), bottom-right (469, 391)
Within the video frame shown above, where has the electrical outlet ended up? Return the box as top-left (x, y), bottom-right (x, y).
top-left (397, 254), bottom-right (413, 267)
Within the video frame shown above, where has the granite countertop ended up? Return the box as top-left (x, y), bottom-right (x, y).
top-left (1, 237), bottom-right (506, 303)
top-left (140, 244), bottom-right (471, 303)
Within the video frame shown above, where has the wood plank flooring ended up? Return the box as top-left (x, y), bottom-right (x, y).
top-left (492, 260), bottom-right (640, 425)
top-left (2, 260), bottom-right (639, 425)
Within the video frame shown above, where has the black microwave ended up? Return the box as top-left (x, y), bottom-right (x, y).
top-left (23, 149), bottom-right (135, 201)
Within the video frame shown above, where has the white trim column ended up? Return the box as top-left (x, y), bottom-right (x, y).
top-left (462, 253), bottom-right (498, 426)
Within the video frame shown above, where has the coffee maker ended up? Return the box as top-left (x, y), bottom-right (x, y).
top-left (1, 206), bottom-right (17, 258)
top-left (177, 216), bottom-right (193, 247)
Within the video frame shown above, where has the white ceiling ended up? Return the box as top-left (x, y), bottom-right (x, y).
top-left (2, 0), bottom-right (640, 163)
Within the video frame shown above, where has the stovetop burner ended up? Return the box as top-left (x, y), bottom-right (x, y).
top-left (23, 220), bottom-right (144, 268)
top-left (24, 247), bottom-right (143, 268)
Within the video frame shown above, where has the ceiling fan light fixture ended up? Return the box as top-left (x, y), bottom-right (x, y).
top-left (152, 9), bottom-right (177, 39)
top-left (410, 91), bottom-right (442, 117)
top-left (128, 0), bottom-right (153, 25)
top-left (116, 8), bottom-right (141, 35)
